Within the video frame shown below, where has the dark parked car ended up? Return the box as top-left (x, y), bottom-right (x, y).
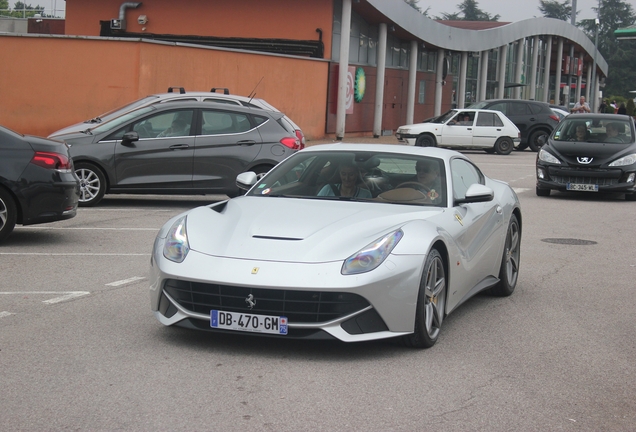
top-left (52, 101), bottom-right (302, 206)
top-left (536, 114), bottom-right (636, 200)
top-left (0, 125), bottom-right (79, 243)
top-left (469, 99), bottom-right (560, 151)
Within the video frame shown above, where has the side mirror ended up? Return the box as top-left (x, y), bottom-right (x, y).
top-left (236, 171), bottom-right (258, 191)
top-left (454, 183), bottom-right (494, 205)
top-left (121, 131), bottom-right (139, 144)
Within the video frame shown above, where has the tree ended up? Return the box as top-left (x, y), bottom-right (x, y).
top-left (404, 0), bottom-right (421, 13)
top-left (0, 0), bottom-right (9, 16)
top-left (6, 2), bottom-right (45, 18)
top-left (539, 0), bottom-right (574, 21)
top-left (436, 0), bottom-right (500, 21)
top-left (578, 0), bottom-right (636, 98)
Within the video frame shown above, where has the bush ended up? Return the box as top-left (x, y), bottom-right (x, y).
top-left (626, 98), bottom-right (636, 117)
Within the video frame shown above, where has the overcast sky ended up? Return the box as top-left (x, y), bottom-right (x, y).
top-left (421, 0), bottom-right (599, 23)
top-left (34, 0), bottom-right (599, 23)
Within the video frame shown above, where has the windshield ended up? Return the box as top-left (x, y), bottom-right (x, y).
top-left (246, 151), bottom-right (447, 207)
top-left (431, 110), bottom-right (457, 124)
top-left (552, 117), bottom-right (634, 144)
top-left (89, 106), bottom-right (155, 135)
top-left (86, 96), bottom-right (158, 123)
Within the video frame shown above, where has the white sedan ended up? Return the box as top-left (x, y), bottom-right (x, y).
top-left (396, 109), bottom-right (521, 155)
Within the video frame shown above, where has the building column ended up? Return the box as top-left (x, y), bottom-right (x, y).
top-left (554, 38), bottom-right (563, 105)
top-left (529, 36), bottom-right (539, 100)
top-left (335, 0), bottom-right (352, 140)
top-left (458, 51), bottom-right (468, 108)
top-left (497, 45), bottom-right (507, 99)
top-left (478, 50), bottom-right (488, 101)
top-left (542, 37), bottom-right (553, 102)
top-left (575, 69), bottom-right (582, 101)
top-left (585, 61), bottom-right (592, 103)
top-left (434, 48), bottom-right (444, 116)
top-left (373, 23), bottom-right (388, 137)
top-left (405, 40), bottom-right (418, 125)
top-left (514, 38), bottom-right (525, 99)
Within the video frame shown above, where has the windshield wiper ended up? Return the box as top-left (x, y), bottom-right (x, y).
top-left (80, 128), bottom-right (93, 135)
top-left (84, 117), bottom-right (102, 124)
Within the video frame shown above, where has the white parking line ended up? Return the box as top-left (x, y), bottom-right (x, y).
top-left (0, 253), bottom-right (150, 256)
top-left (15, 227), bottom-right (158, 231)
top-left (0, 311), bottom-right (15, 318)
top-left (513, 188), bottom-right (531, 193)
top-left (106, 276), bottom-right (146, 287)
top-left (0, 291), bottom-right (90, 304)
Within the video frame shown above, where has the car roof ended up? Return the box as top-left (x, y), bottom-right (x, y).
top-left (301, 143), bottom-right (471, 161)
top-left (133, 100), bottom-right (283, 117)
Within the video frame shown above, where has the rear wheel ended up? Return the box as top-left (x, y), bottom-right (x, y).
top-left (528, 130), bottom-right (549, 152)
top-left (0, 188), bottom-right (17, 243)
top-left (489, 214), bottom-right (521, 297)
top-left (536, 187), bottom-right (551, 197)
top-left (75, 163), bottom-right (106, 207)
top-left (416, 134), bottom-right (435, 147)
top-left (494, 137), bottom-right (514, 155)
top-left (516, 142), bottom-right (529, 151)
top-left (403, 249), bottom-right (446, 349)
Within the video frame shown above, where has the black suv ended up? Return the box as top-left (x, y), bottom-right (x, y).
top-left (469, 99), bottom-right (560, 151)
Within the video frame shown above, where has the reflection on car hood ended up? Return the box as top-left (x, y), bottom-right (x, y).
top-left (185, 197), bottom-right (442, 262)
top-left (548, 140), bottom-right (633, 160)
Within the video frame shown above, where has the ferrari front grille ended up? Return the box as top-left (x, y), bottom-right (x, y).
top-left (163, 279), bottom-right (370, 323)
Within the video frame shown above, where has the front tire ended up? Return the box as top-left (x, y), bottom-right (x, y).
top-left (494, 137), bottom-right (514, 155)
top-left (75, 162), bottom-right (106, 207)
top-left (528, 130), bottom-right (548, 152)
top-left (0, 188), bottom-right (17, 243)
top-left (416, 134), bottom-right (435, 147)
top-left (403, 249), bottom-right (446, 349)
top-left (489, 214), bottom-right (521, 297)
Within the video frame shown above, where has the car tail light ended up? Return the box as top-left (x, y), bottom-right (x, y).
top-left (280, 136), bottom-right (302, 150)
top-left (295, 130), bottom-right (306, 150)
top-left (30, 151), bottom-right (72, 171)
top-left (549, 114), bottom-right (560, 123)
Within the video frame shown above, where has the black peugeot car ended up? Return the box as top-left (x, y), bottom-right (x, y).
top-left (536, 114), bottom-right (636, 200)
top-left (0, 125), bottom-right (79, 243)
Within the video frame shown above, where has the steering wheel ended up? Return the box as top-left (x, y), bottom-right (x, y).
top-left (396, 181), bottom-right (430, 193)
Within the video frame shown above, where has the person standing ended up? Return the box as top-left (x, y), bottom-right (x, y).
top-left (617, 103), bottom-right (627, 115)
top-left (598, 99), bottom-right (607, 113)
top-left (571, 96), bottom-right (591, 114)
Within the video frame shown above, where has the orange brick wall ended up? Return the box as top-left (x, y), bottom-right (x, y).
top-left (0, 35), bottom-right (329, 139)
top-left (65, 0), bottom-right (333, 57)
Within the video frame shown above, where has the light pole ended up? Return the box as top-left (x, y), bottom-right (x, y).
top-left (590, 18), bottom-right (599, 112)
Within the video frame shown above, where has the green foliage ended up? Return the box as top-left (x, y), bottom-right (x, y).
top-left (404, 0), bottom-right (421, 13)
top-left (436, 0), bottom-right (499, 21)
top-left (3, 1), bottom-right (45, 18)
top-left (626, 98), bottom-right (636, 116)
top-left (539, 0), bottom-right (574, 21)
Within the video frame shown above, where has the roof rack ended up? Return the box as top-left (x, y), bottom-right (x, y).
top-left (211, 87), bottom-right (230, 95)
top-left (167, 87), bottom-right (186, 94)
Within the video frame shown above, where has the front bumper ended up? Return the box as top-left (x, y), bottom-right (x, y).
top-left (149, 240), bottom-right (426, 343)
top-left (395, 132), bottom-right (416, 146)
top-left (536, 164), bottom-right (636, 193)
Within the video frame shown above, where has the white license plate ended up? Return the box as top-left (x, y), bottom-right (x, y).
top-left (567, 183), bottom-right (598, 192)
top-left (211, 310), bottom-right (288, 335)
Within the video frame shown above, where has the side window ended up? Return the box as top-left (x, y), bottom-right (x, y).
top-left (451, 159), bottom-right (484, 200)
top-left (201, 110), bottom-right (252, 135)
top-left (528, 103), bottom-right (543, 115)
top-left (493, 113), bottom-right (504, 127)
top-left (509, 102), bottom-right (529, 116)
top-left (488, 102), bottom-right (507, 115)
top-left (476, 112), bottom-right (494, 126)
top-left (107, 110), bottom-right (193, 140)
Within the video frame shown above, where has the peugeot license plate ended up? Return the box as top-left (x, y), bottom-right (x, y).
top-left (567, 183), bottom-right (598, 192)
top-left (211, 310), bottom-right (288, 335)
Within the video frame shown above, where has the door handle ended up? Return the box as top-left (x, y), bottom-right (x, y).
top-left (169, 144), bottom-right (190, 150)
top-left (237, 140), bottom-right (257, 146)
top-left (467, 128), bottom-right (472, 130)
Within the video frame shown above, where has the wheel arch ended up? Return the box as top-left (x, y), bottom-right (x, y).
top-left (0, 183), bottom-right (23, 224)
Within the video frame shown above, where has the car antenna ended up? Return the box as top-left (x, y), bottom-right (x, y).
top-left (248, 77), bottom-right (264, 103)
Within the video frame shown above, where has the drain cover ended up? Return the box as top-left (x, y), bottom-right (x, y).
top-left (541, 238), bottom-right (597, 245)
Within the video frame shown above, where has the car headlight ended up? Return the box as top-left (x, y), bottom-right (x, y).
top-left (398, 128), bottom-right (410, 134)
top-left (538, 148), bottom-right (561, 164)
top-left (163, 216), bottom-right (189, 263)
top-left (342, 230), bottom-right (404, 275)
top-left (609, 154), bottom-right (636, 167)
